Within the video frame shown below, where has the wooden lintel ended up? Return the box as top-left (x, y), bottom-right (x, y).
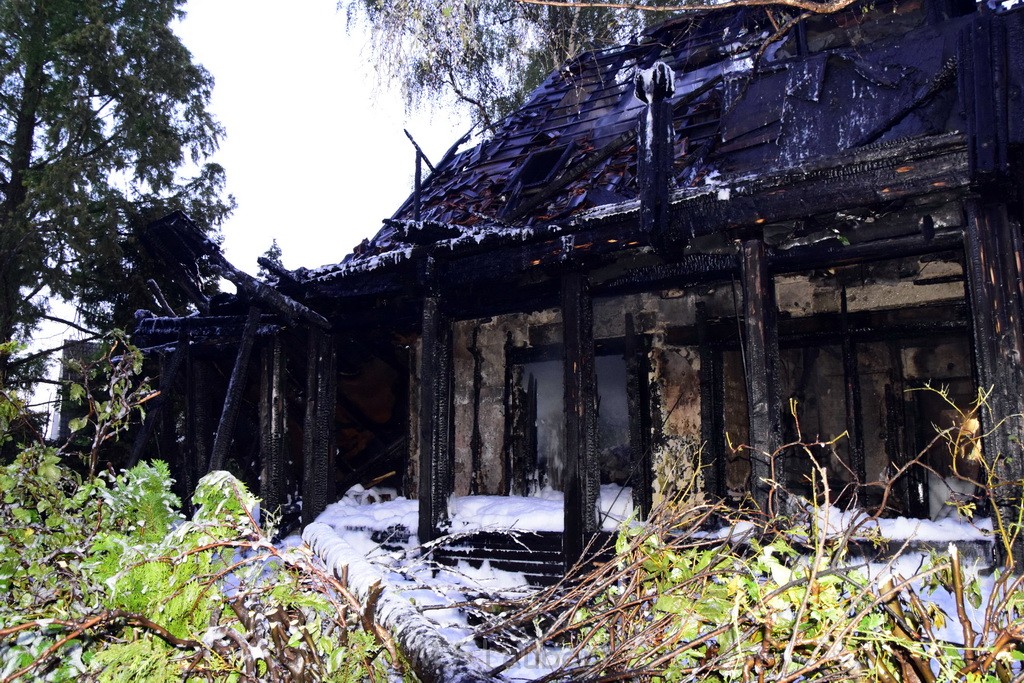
top-left (768, 232), bottom-right (963, 275)
top-left (741, 240), bottom-right (783, 514)
top-left (561, 271), bottom-right (600, 569)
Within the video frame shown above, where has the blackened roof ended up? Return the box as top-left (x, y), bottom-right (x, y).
top-left (302, 0), bottom-right (1016, 284)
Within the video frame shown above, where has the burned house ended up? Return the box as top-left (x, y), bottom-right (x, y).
top-left (135, 0), bottom-right (1024, 570)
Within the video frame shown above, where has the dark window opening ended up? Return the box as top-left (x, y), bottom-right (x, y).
top-left (512, 144), bottom-right (575, 191)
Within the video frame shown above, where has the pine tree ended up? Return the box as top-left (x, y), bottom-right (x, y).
top-left (0, 0), bottom-right (234, 383)
top-left (257, 239), bottom-right (284, 281)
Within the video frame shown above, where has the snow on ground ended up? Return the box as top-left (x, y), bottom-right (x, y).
top-left (302, 485), bottom-right (641, 680)
top-left (811, 503), bottom-right (993, 542)
top-left (300, 485), bottom-right (1005, 681)
top-left (315, 483), bottom-right (634, 539)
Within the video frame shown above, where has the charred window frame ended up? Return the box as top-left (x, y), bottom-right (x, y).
top-left (504, 336), bottom-right (655, 511)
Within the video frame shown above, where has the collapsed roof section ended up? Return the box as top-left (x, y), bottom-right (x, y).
top-left (270, 0), bottom-right (1020, 300)
top-left (135, 2), bottom-right (1024, 342)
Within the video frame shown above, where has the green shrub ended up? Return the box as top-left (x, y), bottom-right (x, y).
top-left (0, 335), bottom-right (399, 682)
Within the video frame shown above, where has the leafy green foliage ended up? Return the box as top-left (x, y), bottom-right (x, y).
top-left (495, 419), bottom-right (1024, 683)
top-left (0, 0), bottom-right (234, 383)
top-left (0, 374), bottom-right (397, 681)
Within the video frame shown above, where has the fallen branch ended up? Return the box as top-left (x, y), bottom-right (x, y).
top-left (304, 523), bottom-right (505, 683)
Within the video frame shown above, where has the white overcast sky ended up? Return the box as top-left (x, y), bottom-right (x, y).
top-left (175, 0), bottom-right (469, 275)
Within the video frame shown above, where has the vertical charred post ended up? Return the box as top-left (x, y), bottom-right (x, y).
top-left (508, 361), bottom-right (536, 498)
top-left (418, 258), bottom-right (455, 543)
top-left (259, 333), bottom-right (286, 525)
top-left (183, 343), bottom-right (210, 517)
top-left (741, 240), bottom-right (783, 514)
top-left (208, 306), bottom-right (262, 472)
top-left (963, 199), bottom-right (1024, 567)
top-left (469, 327), bottom-right (484, 495)
top-left (698, 302), bottom-right (726, 500)
top-left (302, 327), bottom-right (337, 527)
top-left (959, 13), bottom-right (1023, 567)
top-left (128, 331), bottom-right (186, 467)
top-left (841, 286), bottom-right (867, 492)
top-left (635, 61), bottom-right (676, 251)
top-left (958, 13), bottom-right (1009, 180)
top-left (625, 314), bottom-right (654, 519)
top-left (562, 270), bottom-right (600, 569)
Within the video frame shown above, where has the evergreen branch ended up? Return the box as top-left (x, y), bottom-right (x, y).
top-left (1, 610), bottom-right (202, 683)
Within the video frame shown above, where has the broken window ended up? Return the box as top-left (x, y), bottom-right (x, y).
top-left (509, 350), bottom-right (632, 495)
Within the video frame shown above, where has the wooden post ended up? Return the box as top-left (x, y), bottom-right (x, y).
top-left (625, 314), bottom-right (654, 519)
top-left (741, 240), bottom-right (783, 513)
top-left (183, 343), bottom-right (211, 517)
top-left (508, 364), bottom-right (537, 497)
top-left (698, 302), bottom-right (726, 500)
top-left (562, 271), bottom-right (600, 568)
top-left (958, 13), bottom-right (1009, 179)
top-left (208, 306), bottom-right (262, 472)
top-left (302, 328), bottom-right (337, 527)
top-left (259, 333), bottom-right (286, 524)
top-left (963, 198), bottom-right (1024, 567)
top-left (418, 271), bottom-right (455, 543)
top-left (635, 61), bottom-right (675, 249)
top-left (127, 331), bottom-right (187, 467)
top-left (841, 287), bottom-right (867, 489)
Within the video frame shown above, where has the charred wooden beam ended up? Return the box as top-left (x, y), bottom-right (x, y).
top-left (669, 133), bottom-right (970, 241)
top-left (259, 333), bottom-right (286, 523)
top-left (768, 231), bottom-right (964, 275)
top-left (127, 332), bottom-right (187, 467)
top-left (562, 271), bottom-right (600, 568)
top-left (636, 61), bottom-right (675, 251)
top-left (183, 347), bottom-right (212, 517)
top-left (146, 212), bottom-right (329, 330)
top-left (596, 253), bottom-right (739, 296)
top-left (469, 327), bottom-right (485, 495)
top-left (625, 314), bottom-right (654, 519)
top-left (698, 303), bottom-right (726, 500)
top-left (139, 219), bottom-right (211, 314)
top-left (958, 13), bottom-right (1010, 179)
top-left (963, 199), bottom-right (1024, 567)
top-left (841, 287), bottom-right (867, 491)
top-left (507, 363), bottom-right (538, 498)
top-left (741, 240), bottom-right (783, 513)
top-left (302, 328), bottom-right (337, 527)
top-left (208, 305), bottom-right (261, 472)
top-left (418, 277), bottom-right (455, 543)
